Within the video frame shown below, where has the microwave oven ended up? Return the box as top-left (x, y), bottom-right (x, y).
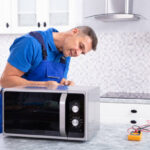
top-left (2, 85), bottom-right (100, 141)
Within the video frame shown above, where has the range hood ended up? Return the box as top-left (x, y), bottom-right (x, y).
top-left (91, 0), bottom-right (141, 22)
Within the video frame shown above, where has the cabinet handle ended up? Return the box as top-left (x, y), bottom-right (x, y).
top-left (43, 22), bottom-right (47, 27)
top-left (37, 22), bottom-right (40, 28)
top-left (6, 23), bottom-right (9, 28)
top-left (131, 109), bottom-right (137, 113)
top-left (130, 120), bottom-right (137, 124)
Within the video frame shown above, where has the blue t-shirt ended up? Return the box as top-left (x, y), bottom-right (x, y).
top-left (8, 28), bottom-right (71, 79)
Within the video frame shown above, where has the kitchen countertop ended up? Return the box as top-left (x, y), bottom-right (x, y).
top-left (100, 92), bottom-right (150, 104)
top-left (100, 97), bottom-right (150, 104)
top-left (0, 123), bottom-right (150, 150)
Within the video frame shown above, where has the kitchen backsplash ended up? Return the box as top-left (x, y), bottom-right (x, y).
top-left (0, 32), bottom-right (150, 94)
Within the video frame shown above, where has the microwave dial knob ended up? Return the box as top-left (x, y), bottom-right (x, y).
top-left (72, 119), bottom-right (79, 127)
top-left (72, 105), bottom-right (79, 113)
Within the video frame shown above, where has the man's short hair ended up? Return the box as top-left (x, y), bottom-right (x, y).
top-left (76, 26), bottom-right (98, 51)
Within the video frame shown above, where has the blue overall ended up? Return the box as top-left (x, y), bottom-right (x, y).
top-left (23, 31), bottom-right (67, 83)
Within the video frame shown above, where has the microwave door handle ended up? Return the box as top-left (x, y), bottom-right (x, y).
top-left (59, 93), bottom-right (67, 137)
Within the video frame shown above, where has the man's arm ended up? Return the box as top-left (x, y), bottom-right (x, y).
top-left (0, 63), bottom-right (60, 88)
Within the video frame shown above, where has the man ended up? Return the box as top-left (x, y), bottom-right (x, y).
top-left (0, 26), bottom-right (98, 133)
top-left (0, 26), bottom-right (98, 88)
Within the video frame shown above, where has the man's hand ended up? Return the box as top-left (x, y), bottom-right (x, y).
top-left (44, 81), bottom-right (60, 89)
top-left (60, 78), bottom-right (75, 86)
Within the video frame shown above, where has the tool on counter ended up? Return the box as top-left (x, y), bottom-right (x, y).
top-left (127, 121), bottom-right (150, 141)
top-left (128, 130), bottom-right (142, 141)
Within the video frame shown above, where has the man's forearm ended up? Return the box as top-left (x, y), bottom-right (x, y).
top-left (0, 75), bottom-right (47, 88)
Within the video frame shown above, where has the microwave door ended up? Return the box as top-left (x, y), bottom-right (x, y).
top-left (4, 91), bottom-right (63, 137)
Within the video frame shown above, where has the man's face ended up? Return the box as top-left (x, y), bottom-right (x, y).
top-left (62, 32), bottom-right (92, 57)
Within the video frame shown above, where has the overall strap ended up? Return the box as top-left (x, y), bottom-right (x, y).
top-left (29, 32), bottom-right (47, 60)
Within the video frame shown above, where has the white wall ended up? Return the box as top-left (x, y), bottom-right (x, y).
top-left (68, 32), bottom-right (150, 95)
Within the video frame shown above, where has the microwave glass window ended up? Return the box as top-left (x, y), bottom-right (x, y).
top-left (4, 92), bottom-right (61, 136)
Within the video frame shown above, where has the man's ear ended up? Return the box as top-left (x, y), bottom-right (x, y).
top-left (72, 28), bottom-right (80, 34)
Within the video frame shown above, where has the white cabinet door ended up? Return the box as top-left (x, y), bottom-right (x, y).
top-left (100, 103), bottom-right (150, 125)
top-left (0, 0), bottom-right (2, 29)
top-left (46, 0), bottom-right (82, 31)
top-left (0, 0), bottom-right (12, 33)
top-left (48, 0), bottom-right (69, 26)
top-left (36, 0), bottom-right (48, 30)
top-left (12, 0), bottom-right (39, 33)
top-left (17, 0), bottom-right (37, 27)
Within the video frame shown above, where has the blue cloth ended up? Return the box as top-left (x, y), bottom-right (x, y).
top-left (8, 28), bottom-right (71, 79)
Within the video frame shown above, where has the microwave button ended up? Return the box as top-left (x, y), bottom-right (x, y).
top-left (72, 105), bottom-right (79, 113)
top-left (72, 119), bottom-right (79, 127)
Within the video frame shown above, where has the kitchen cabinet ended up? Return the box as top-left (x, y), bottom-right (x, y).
top-left (0, 0), bottom-right (12, 33)
top-left (0, 0), bottom-right (83, 34)
top-left (0, 1), bottom-right (2, 29)
top-left (100, 102), bottom-right (150, 126)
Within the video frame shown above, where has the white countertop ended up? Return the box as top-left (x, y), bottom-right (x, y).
top-left (0, 123), bottom-right (150, 150)
top-left (100, 97), bottom-right (150, 104)
top-left (100, 92), bottom-right (150, 104)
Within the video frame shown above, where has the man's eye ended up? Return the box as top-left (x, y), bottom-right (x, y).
top-left (82, 52), bottom-right (86, 55)
top-left (80, 45), bottom-right (83, 49)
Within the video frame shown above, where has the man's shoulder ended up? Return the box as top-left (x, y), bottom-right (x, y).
top-left (10, 33), bottom-right (42, 57)
top-left (12, 34), bottom-right (38, 47)
top-left (38, 28), bottom-right (58, 36)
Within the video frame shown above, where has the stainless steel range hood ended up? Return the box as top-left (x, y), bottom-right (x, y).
top-left (91, 0), bottom-right (141, 22)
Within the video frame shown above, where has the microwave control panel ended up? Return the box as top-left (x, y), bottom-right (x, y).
top-left (66, 94), bottom-right (84, 138)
